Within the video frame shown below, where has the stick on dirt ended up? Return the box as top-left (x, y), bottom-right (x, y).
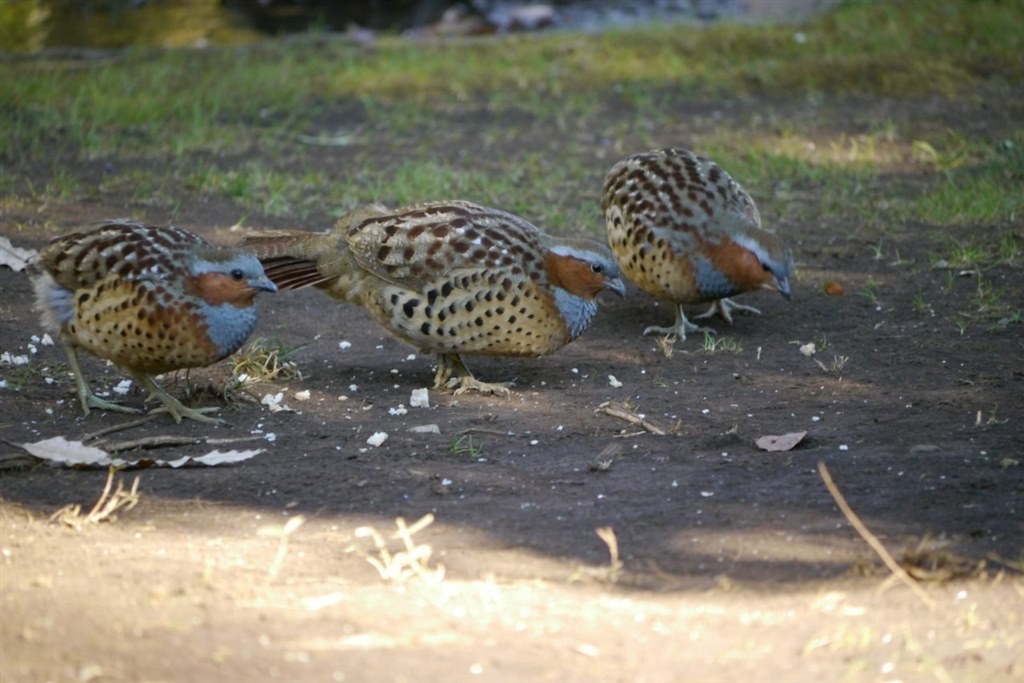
top-left (817, 460), bottom-right (935, 610)
top-left (595, 402), bottom-right (666, 435)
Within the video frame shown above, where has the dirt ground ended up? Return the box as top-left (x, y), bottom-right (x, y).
top-left (1, 84), bottom-right (1023, 683)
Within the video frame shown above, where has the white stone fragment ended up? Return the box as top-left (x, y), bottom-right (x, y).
top-left (112, 379), bottom-right (133, 395)
top-left (799, 342), bottom-right (817, 357)
top-left (339, 341), bottom-right (352, 350)
top-left (608, 375), bottom-right (623, 388)
top-left (366, 432), bottom-right (388, 447)
top-left (388, 404), bottom-right (408, 416)
top-left (409, 424), bottom-right (440, 434)
top-left (294, 390), bottom-right (311, 401)
top-left (409, 388), bottom-right (430, 408)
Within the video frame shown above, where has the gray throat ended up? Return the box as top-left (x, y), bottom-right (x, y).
top-left (198, 301), bottom-right (259, 358)
top-left (553, 288), bottom-right (598, 340)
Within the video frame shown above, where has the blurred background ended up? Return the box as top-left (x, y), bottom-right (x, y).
top-left (0, 0), bottom-right (836, 52)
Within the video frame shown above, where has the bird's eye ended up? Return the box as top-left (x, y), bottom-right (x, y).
top-left (231, 268), bottom-right (245, 280)
top-left (762, 264), bottom-right (771, 272)
top-left (591, 263), bottom-right (604, 274)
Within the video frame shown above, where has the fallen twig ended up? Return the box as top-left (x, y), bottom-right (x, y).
top-left (595, 402), bottom-right (666, 435)
top-left (98, 434), bottom-right (263, 453)
top-left (80, 415), bottom-right (161, 443)
top-left (455, 428), bottom-right (515, 437)
top-left (817, 461), bottom-right (935, 610)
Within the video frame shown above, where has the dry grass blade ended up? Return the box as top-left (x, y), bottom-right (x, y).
top-left (231, 337), bottom-right (303, 384)
top-left (570, 526), bottom-right (624, 584)
top-left (596, 526), bottom-right (623, 582)
top-left (352, 513), bottom-right (445, 584)
top-left (588, 443), bottom-right (624, 472)
top-left (817, 461), bottom-right (935, 610)
top-left (258, 515), bottom-right (306, 584)
top-left (49, 467), bottom-right (140, 530)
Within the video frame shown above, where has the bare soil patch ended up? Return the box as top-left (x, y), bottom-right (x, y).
top-left (1, 91), bottom-right (1022, 682)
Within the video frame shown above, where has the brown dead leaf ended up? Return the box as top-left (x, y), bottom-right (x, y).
top-left (755, 431), bottom-right (807, 452)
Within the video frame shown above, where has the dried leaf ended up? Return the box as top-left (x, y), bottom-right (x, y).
top-left (755, 431), bottom-right (807, 452)
top-left (191, 449), bottom-right (263, 466)
top-left (21, 437), bottom-right (114, 466)
top-left (21, 437), bottom-right (262, 468)
top-left (0, 237), bottom-right (36, 272)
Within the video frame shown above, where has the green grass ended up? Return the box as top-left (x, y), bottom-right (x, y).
top-left (186, 161), bottom-right (328, 217)
top-left (450, 434), bottom-right (482, 458)
top-left (3, 1), bottom-right (1022, 160)
top-left (1, 1), bottom-right (1022, 243)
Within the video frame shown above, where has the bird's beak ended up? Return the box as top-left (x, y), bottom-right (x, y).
top-left (251, 275), bottom-right (278, 293)
top-left (605, 276), bottom-right (626, 298)
top-left (771, 275), bottom-right (791, 300)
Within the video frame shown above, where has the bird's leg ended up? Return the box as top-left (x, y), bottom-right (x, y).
top-left (434, 353), bottom-right (511, 397)
top-left (136, 375), bottom-right (223, 424)
top-left (60, 334), bottom-right (142, 416)
top-left (693, 297), bottom-right (762, 325)
top-left (642, 304), bottom-right (710, 341)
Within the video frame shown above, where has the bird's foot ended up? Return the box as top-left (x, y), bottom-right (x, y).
top-left (693, 298), bottom-right (761, 325)
top-left (642, 319), bottom-right (707, 342)
top-left (81, 391), bottom-right (144, 416)
top-left (141, 377), bottom-right (223, 424)
top-left (444, 376), bottom-right (512, 397)
top-left (148, 402), bottom-right (223, 424)
top-left (433, 353), bottom-right (511, 397)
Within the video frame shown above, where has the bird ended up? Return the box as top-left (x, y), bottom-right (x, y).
top-left (244, 200), bottom-right (625, 396)
top-left (30, 220), bottom-right (277, 423)
top-left (602, 148), bottom-right (793, 340)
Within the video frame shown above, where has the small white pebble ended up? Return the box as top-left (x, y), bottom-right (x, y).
top-left (530, 439), bottom-right (539, 446)
top-left (41, 334), bottom-right (54, 346)
top-left (409, 388), bottom-right (430, 408)
top-left (608, 375), bottom-right (623, 388)
top-left (366, 432), bottom-right (388, 447)
top-left (405, 354), bottom-right (416, 361)
top-left (349, 384), bottom-right (358, 392)
top-left (112, 379), bottom-right (133, 395)
top-left (839, 444), bottom-right (849, 451)
top-left (571, 368), bottom-right (579, 374)
top-left (700, 491), bottom-right (714, 497)
top-left (265, 433), bottom-right (277, 442)
top-left (811, 415), bottom-right (821, 422)
top-left (701, 408), bottom-right (710, 415)
top-left (799, 342), bottom-right (816, 357)
top-left (441, 478), bottom-right (453, 486)
top-left (338, 341), bottom-right (352, 350)
top-left (408, 424), bottom-right (440, 434)
top-left (388, 405), bottom-right (408, 416)
top-left (294, 390), bottom-right (311, 401)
